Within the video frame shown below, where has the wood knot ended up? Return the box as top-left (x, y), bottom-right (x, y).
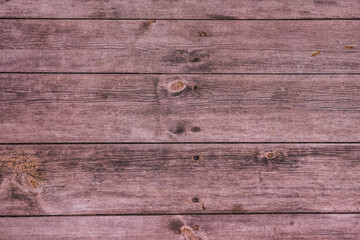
top-left (259, 150), bottom-right (285, 162)
top-left (169, 80), bottom-right (186, 93)
top-left (181, 226), bottom-right (202, 240)
top-left (0, 151), bottom-right (45, 189)
top-left (199, 31), bottom-right (207, 37)
top-left (192, 197), bottom-right (199, 203)
top-left (265, 152), bottom-right (276, 159)
top-left (22, 173), bottom-right (43, 189)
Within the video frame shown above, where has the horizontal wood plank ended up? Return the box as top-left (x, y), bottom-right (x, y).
top-left (1, 0), bottom-right (360, 19)
top-left (0, 20), bottom-right (359, 73)
top-left (1, 214), bottom-right (360, 239)
top-left (1, 144), bottom-right (360, 215)
top-left (1, 74), bottom-right (360, 142)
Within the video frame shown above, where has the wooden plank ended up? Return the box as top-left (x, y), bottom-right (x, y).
top-left (1, 214), bottom-right (360, 239)
top-left (1, 144), bottom-right (360, 215)
top-left (1, 0), bottom-right (360, 19)
top-left (0, 20), bottom-right (359, 73)
top-left (1, 74), bottom-right (360, 143)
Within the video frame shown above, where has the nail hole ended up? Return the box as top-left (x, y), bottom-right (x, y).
top-left (192, 155), bottom-right (200, 161)
top-left (190, 57), bottom-right (200, 62)
top-left (199, 31), bottom-right (207, 37)
top-left (142, 20), bottom-right (156, 29)
top-left (192, 197), bottom-right (199, 203)
top-left (192, 225), bottom-right (200, 231)
top-left (191, 126), bottom-right (201, 132)
top-left (191, 85), bottom-right (199, 91)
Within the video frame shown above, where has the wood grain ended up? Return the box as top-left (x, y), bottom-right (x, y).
top-left (1, 214), bottom-right (360, 239)
top-left (1, 0), bottom-right (360, 19)
top-left (1, 74), bottom-right (360, 143)
top-left (1, 144), bottom-right (360, 215)
top-left (1, 20), bottom-right (359, 73)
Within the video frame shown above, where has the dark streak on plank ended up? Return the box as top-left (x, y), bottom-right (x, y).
top-left (1, 74), bottom-right (360, 142)
top-left (0, 20), bottom-right (359, 73)
top-left (1, 214), bottom-right (360, 239)
top-left (1, 144), bottom-right (360, 215)
top-left (1, 0), bottom-right (360, 19)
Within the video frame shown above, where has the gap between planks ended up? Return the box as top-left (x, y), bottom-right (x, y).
top-left (2, 142), bottom-right (360, 145)
top-left (2, 73), bottom-right (360, 75)
top-left (2, 18), bottom-right (360, 20)
top-left (2, 212), bottom-right (360, 218)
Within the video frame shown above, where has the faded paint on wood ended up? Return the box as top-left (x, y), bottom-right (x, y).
top-left (1, 144), bottom-right (360, 215)
top-left (0, 20), bottom-right (359, 73)
top-left (1, 74), bottom-right (360, 142)
top-left (1, 214), bottom-right (360, 239)
top-left (0, 0), bottom-right (360, 19)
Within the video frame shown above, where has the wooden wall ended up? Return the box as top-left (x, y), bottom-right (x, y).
top-left (0, 0), bottom-right (360, 239)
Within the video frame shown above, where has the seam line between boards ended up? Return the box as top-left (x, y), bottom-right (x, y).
top-left (1, 18), bottom-right (360, 21)
top-left (1, 142), bottom-right (360, 145)
top-left (1, 73), bottom-right (360, 75)
top-left (1, 212), bottom-right (360, 218)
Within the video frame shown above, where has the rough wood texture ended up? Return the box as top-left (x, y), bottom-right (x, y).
top-left (1, 214), bottom-right (360, 239)
top-left (1, 0), bottom-right (360, 19)
top-left (1, 144), bottom-right (360, 215)
top-left (1, 20), bottom-right (359, 73)
top-left (1, 74), bottom-right (360, 143)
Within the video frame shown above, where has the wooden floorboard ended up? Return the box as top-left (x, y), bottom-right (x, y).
top-left (1, 0), bottom-right (360, 19)
top-left (1, 74), bottom-right (360, 143)
top-left (1, 214), bottom-right (360, 239)
top-left (0, 20), bottom-right (359, 73)
top-left (1, 144), bottom-right (360, 215)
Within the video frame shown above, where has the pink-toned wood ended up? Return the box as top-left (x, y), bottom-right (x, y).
top-left (1, 144), bottom-right (360, 215)
top-left (1, 2), bottom-right (359, 238)
top-left (1, 214), bottom-right (360, 239)
top-left (0, 20), bottom-right (359, 73)
top-left (1, 74), bottom-right (360, 143)
top-left (0, 0), bottom-right (359, 19)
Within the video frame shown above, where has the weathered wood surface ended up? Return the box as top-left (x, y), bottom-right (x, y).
top-left (1, 144), bottom-right (360, 215)
top-left (1, 74), bottom-right (360, 143)
top-left (1, 0), bottom-right (360, 19)
top-left (1, 214), bottom-right (360, 239)
top-left (1, 20), bottom-right (359, 73)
